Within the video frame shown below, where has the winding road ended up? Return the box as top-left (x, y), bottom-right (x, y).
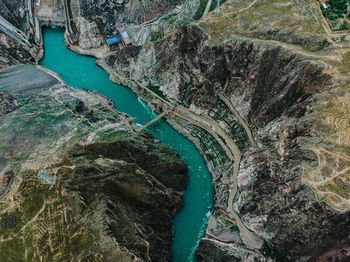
top-left (173, 105), bottom-right (263, 250)
top-left (201, 0), bottom-right (213, 19)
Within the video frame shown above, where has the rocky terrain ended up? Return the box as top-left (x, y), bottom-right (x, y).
top-left (0, 0), bottom-right (26, 29)
top-left (0, 32), bottom-right (34, 69)
top-left (0, 1), bottom-right (34, 69)
top-left (68, 0), bottom-right (209, 48)
top-left (0, 0), bottom-right (43, 68)
top-left (63, 0), bottom-right (350, 261)
top-left (0, 5), bottom-right (189, 261)
top-left (3, 0), bottom-right (350, 261)
top-left (0, 64), bottom-right (188, 262)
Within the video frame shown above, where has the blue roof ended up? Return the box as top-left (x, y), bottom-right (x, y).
top-left (106, 35), bottom-right (121, 45)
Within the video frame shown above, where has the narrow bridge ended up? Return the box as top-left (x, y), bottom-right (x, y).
top-left (140, 111), bottom-right (167, 130)
top-left (0, 15), bottom-right (31, 49)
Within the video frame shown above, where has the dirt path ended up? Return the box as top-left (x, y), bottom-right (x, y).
top-left (201, 236), bottom-right (262, 257)
top-left (221, 0), bottom-right (259, 18)
top-left (201, 0), bottom-right (213, 19)
top-left (174, 105), bottom-right (263, 250)
top-left (238, 0), bottom-right (259, 12)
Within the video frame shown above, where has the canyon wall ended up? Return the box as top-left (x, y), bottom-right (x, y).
top-left (70, 0), bottom-right (350, 260)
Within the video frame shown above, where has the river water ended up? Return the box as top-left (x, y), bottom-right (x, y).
top-left (39, 29), bottom-right (214, 261)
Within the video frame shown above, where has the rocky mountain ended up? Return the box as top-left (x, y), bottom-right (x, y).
top-left (0, 0), bottom-right (41, 68)
top-left (0, 0), bottom-right (26, 29)
top-left (2, 0), bottom-right (350, 261)
top-left (0, 64), bottom-right (188, 262)
top-left (68, 0), bottom-right (188, 49)
top-left (65, 0), bottom-right (350, 261)
top-left (0, 32), bottom-right (34, 69)
top-left (68, 0), bottom-right (208, 48)
top-left (0, 5), bottom-right (188, 261)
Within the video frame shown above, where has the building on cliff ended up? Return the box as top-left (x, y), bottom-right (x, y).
top-left (106, 28), bottom-right (132, 47)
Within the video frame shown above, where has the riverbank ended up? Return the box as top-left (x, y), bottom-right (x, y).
top-left (36, 0), bottom-right (350, 259)
top-left (0, 62), bottom-right (190, 261)
top-left (63, 27), bottom-right (268, 261)
top-left (58, 1), bottom-right (350, 259)
top-left (40, 29), bottom-right (216, 261)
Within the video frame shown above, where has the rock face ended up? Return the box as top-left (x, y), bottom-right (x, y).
top-left (69, 0), bottom-right (187, 48)
top-left (0, 92), bottom-right (17, 116)
top-left (0, 64), bottom-right (188, 261)
top-left (103, 25), bottom-right (345, 261)
top-left (3, 0), bottom-right (350, 261)
top-left (70, 0), bottom-right (350, 261)
top-left (0, 33), bottom-right (34, 69)
top-left (0, 0), bottom-right (40, 68)
top-left (0, 3), bottom-right (190, 261)
top-left (0, 0), bottom-right (26, 28)
top-left (73, 0), bottom-right (184, 26)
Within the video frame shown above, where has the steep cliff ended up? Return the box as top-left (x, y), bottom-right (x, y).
top-left (3, 0), bottom-right (350, 261)
top-left (0, 0), bottom-right (40, 68)
top-left (68, 0), bottom-right (208, 48)
top-left (0, 0), bottom-right (26, 29)
top-left (0, 70), bottom-right (188, 261)
top-left (0, 45), bottom-right (188, 262)
top-left (0, 33), bottom-right (34, 69)
top-left (68, 0), bottom-right (184, 48)
top-left (78, 0), bottom-right (350, 261)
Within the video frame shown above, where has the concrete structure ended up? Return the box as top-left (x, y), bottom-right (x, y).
top-left (34, 0), bottom-right (71, 30)
top-left (140, 111), bottom-right (167, 130)
top-left (0, 15), bottom-right (31, 49)
top-left (63, 0), bottom-right (73, 34)
top-left (36, 0), bottom-right (65, 20)
top-left (106, 35), bottom-right (122, 45)
top-left (37, 16), bottom-right (65, 27)
top-left (117, 27), bottom-right (132, 46)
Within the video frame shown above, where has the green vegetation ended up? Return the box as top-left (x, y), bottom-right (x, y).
top-left (340, 19), bottom-right (350, 29)
top-left (320, 0), bottom-right (350, 30)
top-left (261, 242), bottom-right (297, 262)
top-left (146, 85), bottom-right (168, 101)
top-left (18, 16), bottom-right (27, 31)
top-left (193, 0), bottom-right (227, 20)
top-left (208, 100), bottom-right (250, 151)
top-left (321, 0), bottom-right (349, 19)
top-left (17, 98), bottom-right (30, 108)
top-left (193, 0), bottom-right (210, 20)
top-left (150, 30), bottom-right (164, 41)
top-left (189, 124), bottom-right (230, 167)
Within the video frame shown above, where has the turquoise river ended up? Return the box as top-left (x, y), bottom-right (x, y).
top-left (40, 29), bottom-right (215, 262)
